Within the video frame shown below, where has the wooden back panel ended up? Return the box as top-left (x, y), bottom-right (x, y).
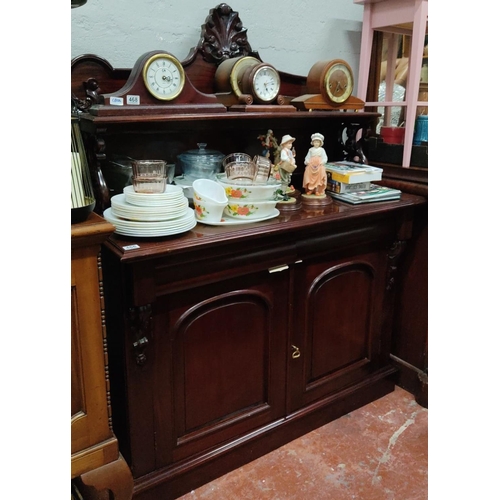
top-left (71, 4), bottom-right (308, 107)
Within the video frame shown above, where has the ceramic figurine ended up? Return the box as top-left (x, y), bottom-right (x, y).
top-left (303, 132), bottom-right (327, 196)
top-left (275, 134), bottom-right (297, 198)
top-left (257, 129), bottom-right (279, 161)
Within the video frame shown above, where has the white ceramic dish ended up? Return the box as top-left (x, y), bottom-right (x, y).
top-left (104, 207), bottom-right (194, 228)
top-left (124, 184), bottom-right (183, 196)
top-left (192, 178), bottom-right (228, 222)
top-left (216, 174), bottom-right (280, 201)
top-left (123, 184), bottom-right (186, 207)
top-left (103, 208), bottom-right (196, 237)
top-left (111, 194), bottom-right (189, 221)
top-left (223, 199), bottom-right (278, 220)
top-left (196, 209), bottom-right (280, 226)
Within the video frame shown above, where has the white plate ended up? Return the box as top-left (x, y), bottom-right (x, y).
top-left (196, 208), bottom-right (280, 226)
top-left (124, 184), bottom-right (184, 197)
top-left (111, 194), bottom-right (189, 221)
top-left (123, 184), bottom-right (185, 206)
top-left (104, 208), bottom-right (194, 229)
top-left (111, 218), bottom-right (197, 237)
top-left (111, 206), bottom-right (189, 222)
top-left (125, 197), bottom-right (186, 208)
top-left (104, 207), bottom-right (195, 230)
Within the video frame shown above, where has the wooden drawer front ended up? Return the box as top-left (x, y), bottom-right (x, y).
top-left (288, 250), bottom-right (387, 412)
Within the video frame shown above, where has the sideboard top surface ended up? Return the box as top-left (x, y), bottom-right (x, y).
top-left (104, 193), bottom-right (425, 263)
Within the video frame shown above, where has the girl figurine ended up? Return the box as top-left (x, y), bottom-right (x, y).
top-left (303, 132), bottom-right (327, 196)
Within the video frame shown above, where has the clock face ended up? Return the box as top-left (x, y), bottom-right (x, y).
top-left (251, 65), bottom-right (281, 103)
top-left (142, 53), bottom-right (185, 101)
top-left (325, 61), bottom-right (353, 104)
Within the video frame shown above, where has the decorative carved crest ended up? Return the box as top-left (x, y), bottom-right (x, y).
top-left (72, 78), bottom-right (103, 112)
top-left (199, 3), bottom-right (257, 64)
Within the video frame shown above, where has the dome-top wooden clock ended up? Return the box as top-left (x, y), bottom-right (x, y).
top-left (291, 59), bottom-right (365, 111)
top-left (214, 55), bottom-right (295, 112)
top-left (89, 50), bottom-right (226, 116)
top-left (240, 62), bottom-right (281, 104)
top-left (215, 56), bottom-right (262, 101)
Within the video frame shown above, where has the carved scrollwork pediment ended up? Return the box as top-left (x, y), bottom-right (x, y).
top-left (199, 3), bottom-right (258, 64)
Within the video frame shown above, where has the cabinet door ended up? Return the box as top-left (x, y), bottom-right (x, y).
top-left (287, 248), bottom-right (389, 413)
top-left (149, 268), bottom-right (289, 470)
top-left (71, 247), bottom-right (112, 451)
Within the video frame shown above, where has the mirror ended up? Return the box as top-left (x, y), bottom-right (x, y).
top-left (371, 32), bottom-right (428, 134)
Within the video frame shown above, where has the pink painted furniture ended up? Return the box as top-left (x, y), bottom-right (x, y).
top-left (354, 0), bottom-right (428, 167)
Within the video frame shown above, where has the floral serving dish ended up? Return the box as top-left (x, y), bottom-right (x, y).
top-left (223, 199), bottom-right (278, 219)
top-left (216, 174), bottom-right (280, 201)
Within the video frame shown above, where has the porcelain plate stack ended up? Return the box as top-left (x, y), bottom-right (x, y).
top-left (103, 185), bottom-right (196, 237)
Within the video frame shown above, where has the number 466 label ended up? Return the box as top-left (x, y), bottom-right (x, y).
top-left (127, 95), bottom-right (140, 105)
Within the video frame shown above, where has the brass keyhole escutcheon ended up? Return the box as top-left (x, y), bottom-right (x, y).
top-left (291, 345), bottom-right (301, 359)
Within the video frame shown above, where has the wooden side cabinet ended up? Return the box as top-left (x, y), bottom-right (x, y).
top-left (71, 212), bottom-right (134, 500)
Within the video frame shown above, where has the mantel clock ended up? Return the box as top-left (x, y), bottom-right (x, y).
top-left (292, 59), bottom-right (364, 111)
top-left (214, 56), bottom-right (294, 112)
top-left (88, 50), bottom-right (225, 116)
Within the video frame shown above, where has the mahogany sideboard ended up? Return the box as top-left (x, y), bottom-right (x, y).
top-left (101, 193), bottom-right (425, 499)
top-left (71, 212), bottom-right (134, 499)
top-left (71, 6), bottom-right (428, 498)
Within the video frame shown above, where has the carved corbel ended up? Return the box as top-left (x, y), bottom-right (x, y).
top-left (129, 305), bottom-right (152, 366)
top-left (386, 240), bottom-right (406, 291)
top-left (72, 78), bottom-right (104, 112)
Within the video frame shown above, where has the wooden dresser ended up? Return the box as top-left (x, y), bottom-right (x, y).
top-left (70, 5), bottom-right (428, 498)
top-left (71, 212), bottom-right (134, 499)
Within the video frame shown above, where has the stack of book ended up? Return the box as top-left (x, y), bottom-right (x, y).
top-left (325, 161), bottom-right (401, 204)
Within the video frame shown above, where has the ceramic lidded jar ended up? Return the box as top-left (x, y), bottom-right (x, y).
top-left (176, 143), bottom-right (225, 180)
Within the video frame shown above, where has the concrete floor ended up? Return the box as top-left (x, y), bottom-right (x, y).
top-left (177, 386), bottom-right (428, 500)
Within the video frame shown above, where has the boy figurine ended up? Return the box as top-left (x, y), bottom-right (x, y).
top-left (276, 134), bottom-right (297, 198)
